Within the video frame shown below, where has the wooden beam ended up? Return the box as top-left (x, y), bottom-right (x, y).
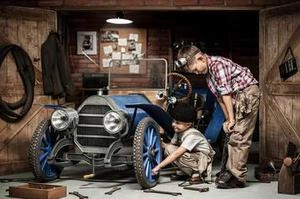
top-left (0, 105), bottom-right (43, 152)
top-left (0, 6), bottom-right (56, 21)
top-left (264, 94), bottom-right (300, 147)
top-left (267, 83), bottom-right (300, 96)
top-left (45, 6), bottom-right (262, 11)
top-left (0, 161), bottom-right (30, 175)
top-left (259, 10), bottom-right (267, 165)
top-left (261, 2), bottom-right (300, 18)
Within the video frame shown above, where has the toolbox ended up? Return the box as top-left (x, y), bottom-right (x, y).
top-left (8, 183), bottom-right (66, 199)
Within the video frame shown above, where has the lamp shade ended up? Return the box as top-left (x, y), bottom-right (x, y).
top-left (106, 11), bottom-right (133, 24)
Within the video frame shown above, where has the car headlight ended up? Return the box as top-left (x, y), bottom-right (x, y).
top-left (103, 110), bottom-right (127, 135)
top-left (51, 108), bottom-right (78, 131)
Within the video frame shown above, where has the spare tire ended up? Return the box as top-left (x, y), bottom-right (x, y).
top-left (0, 44), bottom-right (35, 122)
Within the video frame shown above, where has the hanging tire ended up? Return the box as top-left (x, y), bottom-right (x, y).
top-left (133, 117), bottom-right (162, 188)
top-left (28, 118), bottom-right (62, 181)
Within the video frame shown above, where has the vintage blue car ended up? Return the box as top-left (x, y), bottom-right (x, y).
top-left (28, 59), bottom-right (224, 189)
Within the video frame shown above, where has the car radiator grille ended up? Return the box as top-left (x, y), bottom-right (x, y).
top-left (76, 104), bottom-right (116, 148)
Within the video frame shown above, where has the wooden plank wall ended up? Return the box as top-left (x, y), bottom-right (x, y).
top-left (259, 2), bottom-right (300, 166)
top-left (0, 6), bottom-right (57, 175)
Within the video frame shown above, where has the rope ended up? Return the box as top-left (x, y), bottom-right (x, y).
top-left (0, 44), bottom-right (35, 122)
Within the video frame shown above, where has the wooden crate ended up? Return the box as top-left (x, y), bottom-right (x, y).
top-left (8, 183), bottom-right (66, 199)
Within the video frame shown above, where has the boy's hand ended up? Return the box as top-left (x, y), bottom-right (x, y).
top-left (223, 121), bottom-right (230, 133)
top-left (152, 165), bottom-right (160, 175)
top-left (227, 120), bottom-right (235, 132)
top-left (223, 120), bottom-right (235, 133)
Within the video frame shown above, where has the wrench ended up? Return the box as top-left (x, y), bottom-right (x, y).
top-left (79, 182), bottom-right (125, 189)
top-left (143, 188), bottom-right (182, 196)
top-left (183, 186), bottom-right (209, 192)
top-left (105, 186), bottom-right (121, 195)
top-left (69, 191), bottom-right (88, 199)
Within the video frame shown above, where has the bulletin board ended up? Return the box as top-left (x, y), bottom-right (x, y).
top-left (99, 28), bottom-right (147, 74)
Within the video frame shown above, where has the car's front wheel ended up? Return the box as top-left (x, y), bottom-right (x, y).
top-left (28, 118), bottom-right (62, 181)
top-left (133, 117), bottom-right (162, 188)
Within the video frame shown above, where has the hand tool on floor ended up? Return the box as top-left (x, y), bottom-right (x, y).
top-left (79, 182), bottom-right (125, 189)
top-left (80, 182), bottom-right (94, 187)
top-left (143, 188), bottom-right (182, 196)
top-left (0, 177), bottom-right (34, 183)
top-left (183, 186), bottom-right (209, 192)
top-left (83, 154), bottom-right (96, 180)
top-left (104, 186), bottom-right (121, 195)
top-left (178, 180), bottom-right (189, 187)
top-left (69, 191), bottom-right (88, 199)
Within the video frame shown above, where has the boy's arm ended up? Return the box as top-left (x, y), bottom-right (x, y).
top-left (217, 97), bottom-right (229, 120)
top-left (152, 146), bottom-right (187, 175)
top-left (220, 95), bottom-right (235, 132)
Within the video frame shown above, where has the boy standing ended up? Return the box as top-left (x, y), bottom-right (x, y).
top-left (176, 45), bottom-right (260, 188)
top-left (152, 103), bottom-right (215, 183)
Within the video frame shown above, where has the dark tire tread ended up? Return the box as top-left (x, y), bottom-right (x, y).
top-left (28, 118), bottom-right (61, 182)
top-left (133, 117), bottom-right (161, 189)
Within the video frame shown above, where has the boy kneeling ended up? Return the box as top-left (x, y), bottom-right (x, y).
top-left (152, 103), bottom-right (215, 183)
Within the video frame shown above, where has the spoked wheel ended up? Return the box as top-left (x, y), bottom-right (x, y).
top-left (133, 117), bottom-right (162, 188)
top-left (28, 118), bottom-right (62, 181)
top-left (167, 72), bottom-right (192, 103)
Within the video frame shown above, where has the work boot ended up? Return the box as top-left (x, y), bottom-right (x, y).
top-left (216, 175), bottom-right (246, 189)
top-left (215, 170), bottom-right (232, 184)
top-left (170, 174), bottom-right (189, 181)
top-left (188, 173), bottom-right (203, 185)
top-left (170, 170), bottom-right (189, 181)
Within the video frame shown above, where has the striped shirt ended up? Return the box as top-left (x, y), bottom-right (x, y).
top-left (206, 56), bottom-right (258, 97)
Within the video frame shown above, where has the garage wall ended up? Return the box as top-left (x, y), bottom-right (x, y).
top-left (61, 13), bottom-right (171, 106)
top-left (0, 6), bottom-right (57, 175)
top-left (67, 27), bottom-right (171, 90)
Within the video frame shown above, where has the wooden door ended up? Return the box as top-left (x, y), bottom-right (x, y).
top-left (0, 6), bottom-right (57, 175)
top-left (259, 2), bottom-right (300, 167)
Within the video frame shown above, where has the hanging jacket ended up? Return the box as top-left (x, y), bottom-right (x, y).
top-left (41, 31), bottom-right (74, 97)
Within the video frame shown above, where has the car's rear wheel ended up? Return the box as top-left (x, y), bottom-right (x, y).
top-left (28, 118), bottom-right (62, 181)
top-left (133, 117), bottom-right (162, 188)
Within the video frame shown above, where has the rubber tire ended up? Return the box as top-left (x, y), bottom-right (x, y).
top-left (133, 117), bottom-right (162, 189)
top-left (0, 44), bottom-right (35, 123)
top-left (28, 118), bottom-right (62, 182)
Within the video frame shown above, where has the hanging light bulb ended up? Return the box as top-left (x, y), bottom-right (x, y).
top-left (106, 11), bottom-right (133, 25)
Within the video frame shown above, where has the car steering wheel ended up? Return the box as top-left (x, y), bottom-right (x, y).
top-left (167, 72), bottom-right (192, 103)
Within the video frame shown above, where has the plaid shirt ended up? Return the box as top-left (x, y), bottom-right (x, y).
top-left (206, 56), bottom-right (258, 97)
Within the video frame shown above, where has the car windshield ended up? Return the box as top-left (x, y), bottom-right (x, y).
top-left (108, 58), bottom-right (168, 90)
